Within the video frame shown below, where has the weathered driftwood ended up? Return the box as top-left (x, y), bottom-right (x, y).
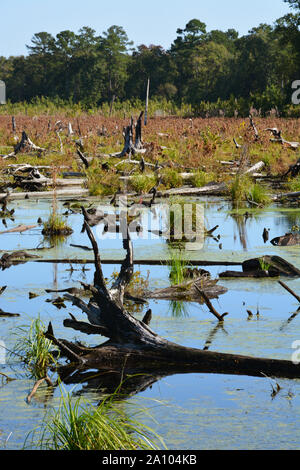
top-left (14, 174), bottom-right (85, 189)
top-left (156, 182), bottom-right (228, 198)
top-left (220, 255), bottom-right (300, 279)
top-left (243, 161), bottom-right (265, 175)
top-left (0, 188), bottom-right (89, 200)
top-left (44, 212), bottom-right (300, 380)
top-left (194, 285), bottom-right (229, 322)
top-left (32, 258), bottom-right (243, 267)
top-left (144, 277), bottom-right (227, 302)
top-left (26, 375), bottom-right (53, 404)
top-left (271, 135), bottom-right (300, 151)
top-left (76, 149), bottom-right (91, 169)
top-left (249, 114), bottom-right (260, 141)
top-left (0, 251), bottom-right (38, 269)
top-left (271, 233), bottom-right (300, 247)
top-left (0, 224), bottom-right (37, 234)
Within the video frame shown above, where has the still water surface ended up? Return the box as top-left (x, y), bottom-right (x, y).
top-left (0, 196), bottom-right (299, 450)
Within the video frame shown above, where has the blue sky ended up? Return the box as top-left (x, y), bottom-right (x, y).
top-left (0, 0), bottom-right (292, 57)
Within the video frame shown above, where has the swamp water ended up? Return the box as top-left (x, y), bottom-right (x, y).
top-left (0, 196), bottom-right (299, 450)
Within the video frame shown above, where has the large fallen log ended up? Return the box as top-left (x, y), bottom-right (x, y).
top-left (44, 211), bottom-right (300, 380)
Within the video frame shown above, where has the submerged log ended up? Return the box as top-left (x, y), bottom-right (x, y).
top-left (0, 309), bottom-right (20, 317)
top-left (43, 210), bottom-right (300, 380)
top-left (0, 224), bottom-right (37, 234)
top-left (243, 256), bottom-right (300, 277)
top-left (0, 251), bottom-right (39, 269)
top-left (144, 277), bottom-right (227, 301)
top-left (220, 255), bottom-right (300, 278)
top-left (271, 233), bottom-right (300, 247)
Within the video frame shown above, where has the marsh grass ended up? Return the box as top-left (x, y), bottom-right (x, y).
top-left (190, 170), bottom-right (216, 188)
top-left (25, 389), bottom-right (164, 451)
top-left (168, 249), bottom-right (190, 286)
top-left (287, 176), bottom-right (300, 192)
top-left (161, 168), bottom-right (183, 189)
top-left (168, 301), bottom-right (189, 318)
top-left (258, 258), bottom-right (271, 271)
top-left (42, 213), bottom-right (73, 236)
top-left (13, 317), bottom-right (59, 380)
top-left (230, 175), bottom-right (271, 206)
top-left (129, 174), bottom-right (157, 194)
top-left (85, 163), bottom-right (120, 196)
top-left (248, 182), bottom-right (271, 206)
top-left (230, 175), bottom-right (252, 203)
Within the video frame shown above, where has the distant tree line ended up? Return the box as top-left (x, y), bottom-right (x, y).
top-left (0, 0), bottom-right (299, 116)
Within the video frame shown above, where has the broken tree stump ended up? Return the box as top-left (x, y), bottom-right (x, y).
top-left (2, 131), bottom-right (46, 159)
top-left (42, 210), bottom-right (300, 380)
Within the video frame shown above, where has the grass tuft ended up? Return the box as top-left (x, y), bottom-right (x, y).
top-left (13, 317), bottom-right (59, 379)
top-left (25, 390), bottom-right (164, 451)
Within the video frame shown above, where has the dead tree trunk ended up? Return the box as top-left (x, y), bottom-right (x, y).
top-left (46, 211), bottom-right (300, 380)
top-left (135, 111), bottom-right (144, 149)
top-left (109, 114), bottom-right (147, 158)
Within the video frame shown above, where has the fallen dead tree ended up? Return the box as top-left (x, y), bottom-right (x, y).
top-left (44, 212), bottom-right (300, 380)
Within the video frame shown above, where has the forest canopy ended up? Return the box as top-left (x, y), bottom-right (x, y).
top-left (0, 0), bottom-right (299, 116)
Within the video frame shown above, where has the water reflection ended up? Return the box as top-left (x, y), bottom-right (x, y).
top-left (168, 301), bottom-right (189, 318)
top-left (203, 322), bottom-right (229, 351)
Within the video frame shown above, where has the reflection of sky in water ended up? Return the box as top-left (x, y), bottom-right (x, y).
top-left (0, 196), bottom-right (300, 450)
